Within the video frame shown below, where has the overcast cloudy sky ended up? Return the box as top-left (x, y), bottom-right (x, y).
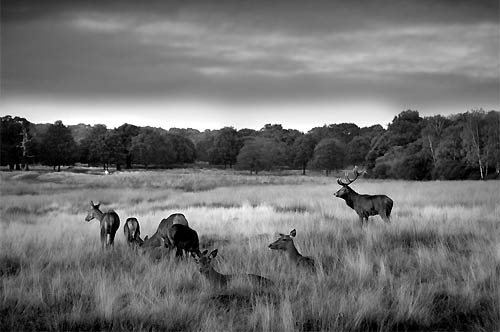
top-left (1, 0), bottom-right (498, 131)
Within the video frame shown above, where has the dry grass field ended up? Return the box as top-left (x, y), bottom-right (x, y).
top-left (1, 168), bottom-right (499, 331)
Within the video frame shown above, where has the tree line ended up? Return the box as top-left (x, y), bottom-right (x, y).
top-left (1, 109), bottom-right (499, 180)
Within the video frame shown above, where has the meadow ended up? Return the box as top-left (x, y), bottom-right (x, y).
top-left (0, 168), bottom-right (499, 331)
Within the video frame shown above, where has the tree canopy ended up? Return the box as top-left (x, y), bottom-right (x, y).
top-left (2, 109), bottom-right (499, 179)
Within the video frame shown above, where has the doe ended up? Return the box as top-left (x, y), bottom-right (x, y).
top-left (124, 217), bottom-right (143, 248)
top-left (166, 224), bottom-right (201, 257)
top-left (141, 213), bottom-right (189, 249)
top-left (268, 229), bottom-right (316, 271)
top-left (85, 201), bottom-right (120, 249)
top-left (192, 249), bottom-right (273, 288)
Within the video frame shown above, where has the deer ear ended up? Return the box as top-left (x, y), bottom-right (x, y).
top-left (90, 200), bottom-right (94, 206)
top-left (290, 229), bottom-right (296, 237)
top-left (209, 249), bottom-right (218, 259)
top-left (201, 249), bottom-right (208, 256)
top-left (278, 233), bottom-right (285, 237)
top-left (144, 235), bottom-right (149, 241)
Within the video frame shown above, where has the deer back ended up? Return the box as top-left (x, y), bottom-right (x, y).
top-left (101, 211), bottom-right (120, 235)
top-left (167, 224), bottom-right (200, 253)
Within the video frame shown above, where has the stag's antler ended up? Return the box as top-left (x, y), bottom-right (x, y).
top-left (337, 166), bottom-right (364, 186)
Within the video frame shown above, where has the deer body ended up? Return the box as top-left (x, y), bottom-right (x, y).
top-left (141, 213), bottom-right (189, 249)
top-left (193, 249), bottom-right (273, 288)
top-left (334, 167), bottom-right (393, 226)
top-left (268, 229), bottom-right (316, 271)
top-left (166, 224), bottom-right (201, 257)
top-left (85, 201), bottom-right (120, 249)
top-left (124, 217), bottom-right (143, 248)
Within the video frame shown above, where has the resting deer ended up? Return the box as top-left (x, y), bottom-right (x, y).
top-left (124, 217), bottom-right (143, 248)
top-left (141, 213), bottom-right (189, 249)
top-left (334, 166), bottom-right (393, 226)
top-left (268, 229), bottom-right (316, 271)
top-left (192, 249), bottom-right (274, 288)
top-left (85, 201), bottom-right (120, 249)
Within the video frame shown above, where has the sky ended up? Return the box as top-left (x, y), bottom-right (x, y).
top-left (1, 0), bottom-right (499, 131)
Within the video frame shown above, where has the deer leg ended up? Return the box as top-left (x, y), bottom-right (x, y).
top-left (100, 228), bottom-right (106, 250)
top-left (109, 232), bottom-right (116, 247)
top-left (357, 215), bottom-right (364, 228)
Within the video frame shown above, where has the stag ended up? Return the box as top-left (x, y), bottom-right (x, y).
top-left (334, 166), bottom-right (393, 226)
top-left (124, 217), bottom-right (143, 248)
top-left (141, 213), bottom-right (189, 249)
top-left (192, 249), bottom-right (273, 288)
top-left (85, 201), bottom-right (120, 249)
top-left (268, 229), bottom-right (316, 271)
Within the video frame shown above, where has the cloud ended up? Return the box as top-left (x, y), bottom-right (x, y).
top-left (1, 0), bottom-right (498, 115)
top-left (72, 15), bottom-right (131, 33)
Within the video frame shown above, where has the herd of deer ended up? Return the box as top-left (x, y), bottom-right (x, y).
top-left (85, 167), bottom-right (393, 288)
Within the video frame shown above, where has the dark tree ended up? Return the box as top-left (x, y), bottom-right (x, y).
top-left (236, 137), bottom-right (286, 174)
top-left (483, 111), bottom-right (500, 176)
top-left (311, 138), bottom-right (345, 176)
top-left (433, 122), bottom-right (468, 179)
top-left (168, 134), bottom-right (196, 164)
top-left (346, 135), bottom-right (371, 166)
top-left (387, 110), bottom-right (424, 146)
top-left (292, 134), bottom-right (317, 175)
top-left (194, 130), bottom-right (217, 163)
top-left (79, 124), bottom-right (108, 167)
top-left (209, 127), bottom-right (241, 168)
top-left (40, 120), bottom-right (77, 171)
top-left (115, 124), bottom-right (140, 169)
top-left (130, 129), bottom-right (176, 167)
top-left (1, 116), bottom-right (33, 170)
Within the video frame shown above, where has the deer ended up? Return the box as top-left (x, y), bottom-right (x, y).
top-left (268, 229), bottom-right (316, 271)
top-left (124, 217), bottom-right (143, 248)
top-left (141, 213), bottom-right (189, 249)
top-left (85, 201), bottom-right (120, 249)
top-left (334, 166), bottom-right (393, 226)
top-left (166, 224), bottom-right (201, 257)
top-left (191, 249), bottom-right (274, 288)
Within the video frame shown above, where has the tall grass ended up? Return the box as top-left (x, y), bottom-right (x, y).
top-left (1, 169), bottom-right (499, 331)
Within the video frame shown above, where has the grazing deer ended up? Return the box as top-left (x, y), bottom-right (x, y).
top-left (334, 166), bottom-right (393, 226)
top-left (166, 224), bottom-right (201, 257)
top-left (268, 229), bottom-right (316, 271)
top-left (85, 201), bottom-right (120, 249)
top-left (124, 217), bottom-right (143, 248)
top-left (141, 213), bottom-right (189, 249)
top-left (192, 249), bottom-right (274, 288)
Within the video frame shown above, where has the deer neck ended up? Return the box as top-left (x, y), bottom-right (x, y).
top-left (286, 241), bottom-right (302, 261)
top-left (93, 208), bottom-right (105, 221)
top-left (344, 187), bottom-right (358, 209)
top-left (202, 265), bottom-right (228, 286)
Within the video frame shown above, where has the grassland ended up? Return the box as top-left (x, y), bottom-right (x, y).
top-left (1, 168), bottom-right (499, 331)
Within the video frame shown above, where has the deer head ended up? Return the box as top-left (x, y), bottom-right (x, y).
top-left (268, 229), bottom-right (296, 251)
top-left (191, 249), bottom-right (218, 274)
top-left (85, 201), bottom-right (100, 222)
